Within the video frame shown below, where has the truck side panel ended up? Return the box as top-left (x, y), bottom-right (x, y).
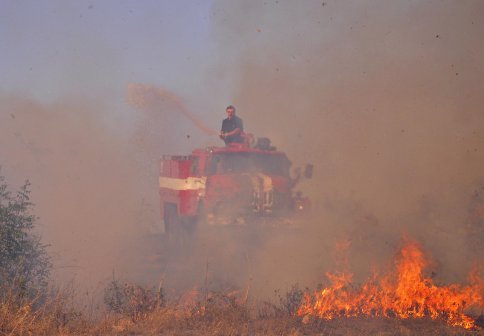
top-left (177, 159), bottom-right (198, 217)
top-left (159, 157), bottom-right (200, 223)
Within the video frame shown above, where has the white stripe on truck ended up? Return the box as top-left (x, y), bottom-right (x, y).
top-left (159, 176), bottom-right (206, 191)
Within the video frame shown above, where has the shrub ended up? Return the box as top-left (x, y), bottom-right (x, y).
top-left (0, 173), bottom-right (51, 298)
top-left (103, 278), bottom-right (163, 320)
top-left (272, 284), bottom-right (305, 316)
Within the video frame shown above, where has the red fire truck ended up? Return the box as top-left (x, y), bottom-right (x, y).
top-left (159, 138), bottom-right (312, 236)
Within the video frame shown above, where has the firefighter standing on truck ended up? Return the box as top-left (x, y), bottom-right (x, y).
top-left (220, 105), bottom-right (244, 145)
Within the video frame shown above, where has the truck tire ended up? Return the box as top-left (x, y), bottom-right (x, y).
top-left (164, 203), bottom-right (197, 255)
top-left (163, 203), bottom-right (179, 238)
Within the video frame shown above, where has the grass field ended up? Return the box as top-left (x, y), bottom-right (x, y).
top-left (1, 283), bottom-right (482, 336)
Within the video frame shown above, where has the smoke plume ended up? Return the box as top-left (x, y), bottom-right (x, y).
top-left (0, 0), bottom-right (483, 304)
top-left (205, 0), bottom-right (484, 292)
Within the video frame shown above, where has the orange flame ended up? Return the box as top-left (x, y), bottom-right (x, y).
top-left (298, 239), bottom-right (483, 329)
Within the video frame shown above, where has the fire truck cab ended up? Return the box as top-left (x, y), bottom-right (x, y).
top-left (159, 139), bottom-right (310, 235)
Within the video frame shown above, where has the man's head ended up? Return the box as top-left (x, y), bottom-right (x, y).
top-left (226, 105), bottom-right (236, 119)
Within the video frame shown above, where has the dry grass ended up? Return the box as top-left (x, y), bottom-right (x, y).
top-left (0, 287), bottom-right (86, 335)
top-left (1, 283), bottom-right (483, 336)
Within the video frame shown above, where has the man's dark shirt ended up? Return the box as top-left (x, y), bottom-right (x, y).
top-left (221, 115), bottom-right (244, 144)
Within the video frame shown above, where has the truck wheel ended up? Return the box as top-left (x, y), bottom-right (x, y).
top-left (163, 203), bottom-right (179, 238)
top-left (164, 203), bottom-right (196, 255)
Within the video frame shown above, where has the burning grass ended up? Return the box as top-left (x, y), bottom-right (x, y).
top-left (298, 238), bottom-right (484, 330)
top-left (0, 284), bottom-right (483, 335)
top-left (1, 238), bottom-right (483, 335)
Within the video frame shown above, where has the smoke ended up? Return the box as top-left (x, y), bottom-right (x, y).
top-left (0, 0), bottom-right (482, 305)
top-left (204, 0), bottom-right (484, 292)
top-left (0, 86), bottom-right (223, 296)
top-left (0, 92), bottom-right (165, 291)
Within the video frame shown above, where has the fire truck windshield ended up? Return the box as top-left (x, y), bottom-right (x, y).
top-left (207, 152), bottom-right (290, 177)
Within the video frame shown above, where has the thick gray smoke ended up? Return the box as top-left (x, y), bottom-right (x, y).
top-left (0, 94), bottom-right (149, 289)
top-left (0, 0), bottom-right (482, 303)
top-left (206, 0), bottom-right (484, 291)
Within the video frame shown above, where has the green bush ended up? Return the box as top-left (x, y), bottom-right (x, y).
top-left (0, 173), bottom-right (51, 298)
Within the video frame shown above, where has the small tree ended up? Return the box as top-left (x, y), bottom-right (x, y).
top-left (0, 173), bottom-right (51, 298)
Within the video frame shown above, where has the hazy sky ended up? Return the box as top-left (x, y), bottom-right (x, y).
top-left (0, 1), bottom-right (223, 105)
